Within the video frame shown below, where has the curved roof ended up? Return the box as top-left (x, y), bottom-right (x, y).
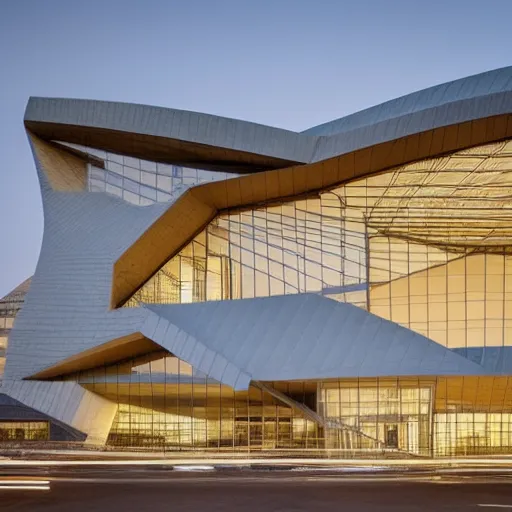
top-left (25, 67), bottom-right (512, 171)
top-left (23, 67), bottom-right (512, 307)
top-left (304, 66), bottom-right (512, 136)
top-left (24, 97), bottom-right (317, 172)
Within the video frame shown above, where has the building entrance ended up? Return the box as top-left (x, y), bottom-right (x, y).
top-left (319, 381), bottom-right (433, 456)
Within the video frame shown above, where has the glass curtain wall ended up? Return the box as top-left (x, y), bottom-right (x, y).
top-left (434, 376), bottom-right (512, 456)
top-left (71, 354), bottom-right (512, 456)
top-left (0, 421), bottom-right (49, 442)
top-left (124, 140), bottom-right (512, 353)
top-left (72, 353), bottom-right (321, 451)
top-left (125, 194), bottom-right (367, 308)
top-left (57, 142), bottom-right (240, 206)
top-left (370, 251), bottom-right (512, 350)
top-left (319, 377), bottom-right (512, 456)
top-left (318, 378), bottom-right (433, 456)
top-left (107, 139), bottom-right (512, 456)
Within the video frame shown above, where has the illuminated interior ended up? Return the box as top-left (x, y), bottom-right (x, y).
top-left (0, 421), bottom-right (49, 442)
top-left (61, 138), bottom-right (512, 455)
top-left (74, 353), bottom-right (512, 456)
top-left (124, 140), bottom-right (512, 349)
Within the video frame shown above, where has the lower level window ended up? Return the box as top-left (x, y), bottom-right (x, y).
top-left (0, 421), bottom-right (49, 441)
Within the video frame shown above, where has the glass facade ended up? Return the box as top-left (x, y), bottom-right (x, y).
top-left (74, 355), bottom-right (512, 456)
top-left (0, 421), bottom-right (49, 442)
top-left (319, 379), bottom-right (433, 455)
top-left (64, 138), bottom-right (512, 456)
top-left (58, 142), bottom-right (240, 206)
top-left (70, 353), bottom-right (321, 452)
top-left (125, 192), bottom-right (367, 308)
top-left (0, 312), bottom-right (16, 378)
top-left (125, 138), bottom-right (512, 356)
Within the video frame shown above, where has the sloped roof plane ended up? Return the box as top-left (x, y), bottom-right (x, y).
top-left (143, 294), bottom-right (485, 390)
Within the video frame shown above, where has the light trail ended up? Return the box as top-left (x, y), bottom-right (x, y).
top-left (0, 480), bottom-right (50, 485)
top-left (0, 480), bottom-right (51, 491)
top-left (0, 485), bottom-right (50, 491)
top-left (477, 506), bottom-right (512, 509)
top-left (2, 457), bottom-right (512, 467)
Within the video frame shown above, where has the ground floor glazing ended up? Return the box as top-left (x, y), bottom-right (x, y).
top-left (68, 351), bottom-right (512, 457)
top-left (0, 421), bottom-right (49, 442)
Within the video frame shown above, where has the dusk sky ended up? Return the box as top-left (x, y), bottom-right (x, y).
top-left (1, 0), bottom-right (511, 298)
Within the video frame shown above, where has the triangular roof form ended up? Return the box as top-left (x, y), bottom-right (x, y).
top-left (143, 294), bottom-right (485, 390)
top-left (0, 393), bottom-right (86, 441)
top-left (0, 277), bottom-right (31, 304)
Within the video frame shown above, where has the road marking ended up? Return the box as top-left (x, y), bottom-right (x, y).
top-left (173, 465), bottom-right (215, 472)
top-left (291, 466), bottom-right (389, 472)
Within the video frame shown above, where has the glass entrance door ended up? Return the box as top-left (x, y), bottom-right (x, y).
top-left (319, 380), bottom-right (433, 455)
top-left (385, 424), bottom-right (398, 448)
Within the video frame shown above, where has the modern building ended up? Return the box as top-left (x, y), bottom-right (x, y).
top-left (2, 67), bottom-right (512, 456)
top-left (0, 279), bottom-right (85, 442)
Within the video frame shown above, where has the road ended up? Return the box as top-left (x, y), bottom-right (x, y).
top-left (1, 468), bottom-right (512, 511)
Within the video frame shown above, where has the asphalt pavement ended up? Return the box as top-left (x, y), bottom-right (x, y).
top-left (1, 468), bottom-right (512, 511)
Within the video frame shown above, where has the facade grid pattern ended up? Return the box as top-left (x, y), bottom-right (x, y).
top-left (60, 143), bottom-right (241, 206)
top-left (6, 72), bottom-right (512, 456)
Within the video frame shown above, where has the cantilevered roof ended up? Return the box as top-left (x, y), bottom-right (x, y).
top-left (25, 67), bottom-right (512, 170)
top-left (142, 294), bottom-right (485, 390)
top-left (24, 98), bottom-right (317, 172)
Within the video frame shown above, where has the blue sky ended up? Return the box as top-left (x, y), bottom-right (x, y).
top-left (0, 0), bottom-right (511, 297)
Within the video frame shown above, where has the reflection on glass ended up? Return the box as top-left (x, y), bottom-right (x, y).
top-left (125, 140), bottom-right (512, 352)
top-left (75, 353), bottom-right (319, 450)
top-left (76, 356), bottom-right (512, 456)
top-left (126, 195), bottom-right (367, 308)
top-left (85, 139), bottom-right (512, 455)
top-left (58, 142), bottom-right (241, 206)
top-left (318, 379), bottom-right (433, 455)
